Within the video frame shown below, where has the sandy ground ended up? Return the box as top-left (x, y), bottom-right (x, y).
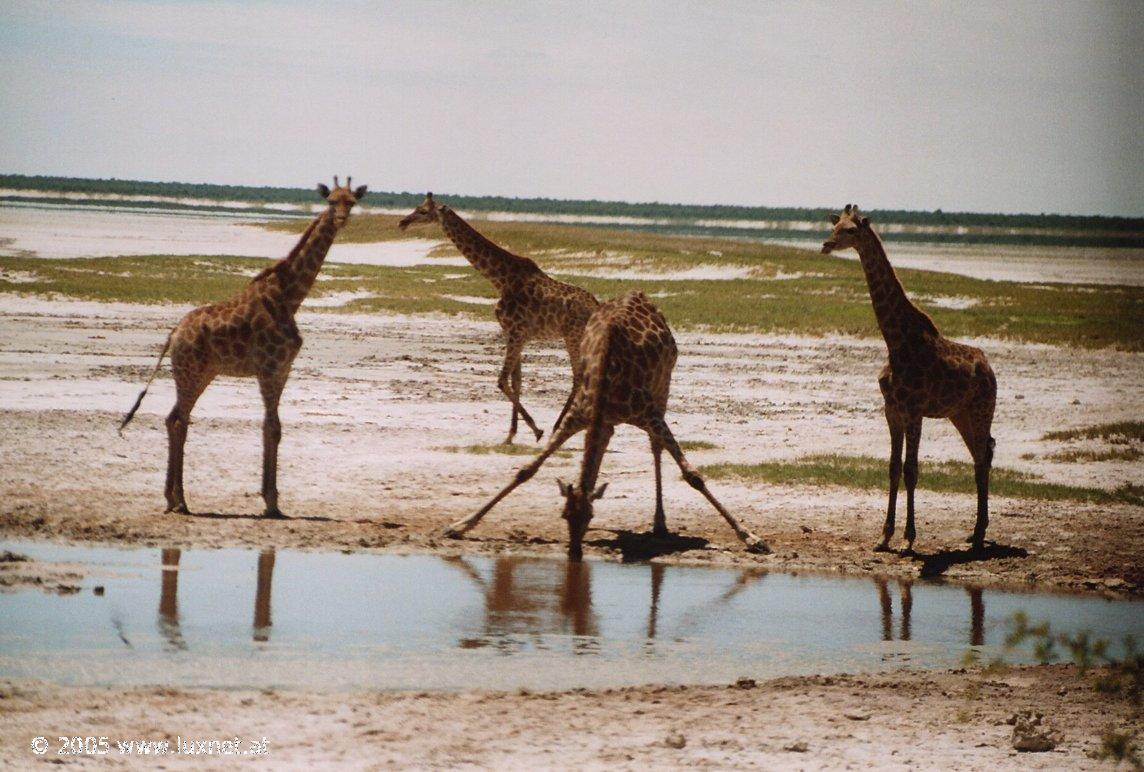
top-left (1, 294), bottom-right (1141, 596)
top-left (2, 666), bottom-right (1140, 769)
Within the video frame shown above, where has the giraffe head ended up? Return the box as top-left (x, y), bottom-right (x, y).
top-left (821, 204), bottom-right (870, 254)
top-left (398, 192), bottom-right (440, 231)
top-left (557, 479), bottom-right (608, 561)
top-left (316, 176), bottom-right (368, 228)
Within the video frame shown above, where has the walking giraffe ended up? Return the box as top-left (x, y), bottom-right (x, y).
top-left (399, 193), bottom-right (599, 443)
top-left (119, 178), bottom-right (368, 517)
top-left (821, 204), bottom-right (997, 552)
top-left (444, 290), bottom-right (770, 560)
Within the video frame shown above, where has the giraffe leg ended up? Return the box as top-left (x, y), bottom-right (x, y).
top-left (951, 409), bottom-right (994, 552)
top-left (646, 414), bottom-right (769, 554)
top-left (498, 337), bottom-right (542, 444)
top-left (552, 334), bottom-right (584, 434)
top-left (258, 370), bottom-right (290, 518)
top-left (507, 359), bottom-right (521, 444)
top-left (445, 416), bottom-right (585, 538)
top-left (902, 417), bottom-right (923, 553)
top-left (165, 364), bottom-right (213, 514)
top-left (651, 438), bottom-right (668, 537)
top-left (875, 414), bottom-right (905, 552)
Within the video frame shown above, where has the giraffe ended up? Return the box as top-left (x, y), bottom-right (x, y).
top-left (821, 204), bottom-right (997, 552)
top-left (399, 193), bottom-right (599, 443)
top-left (444, 289), bottom-right (770, 561)
top-left (119, 177), bottom-right (368, 517)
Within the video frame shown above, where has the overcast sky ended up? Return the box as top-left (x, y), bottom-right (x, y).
top-left (1, 1), bottom-right (1140, 216)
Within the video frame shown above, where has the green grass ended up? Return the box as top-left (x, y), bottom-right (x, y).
top-left (1044, 447), bottom-right (1143, 463)
top-left (3, 213), bottom-right (1141, 350)
top-left (700, 454), bottom-right (1144, 506)
top-left (679, 440), bottom-right (719, 451)
top-left (1043, 421), bottom-right (1144, 443)
top-left (445, 443), bottom-right (573, 459)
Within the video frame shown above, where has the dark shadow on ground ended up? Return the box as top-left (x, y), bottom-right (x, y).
top-left (911, 542), bottom-right (1029, 578)
top-left (178, 511), bottom-right (377, 525)
top-left (586, 530), bottom-right (710, 563)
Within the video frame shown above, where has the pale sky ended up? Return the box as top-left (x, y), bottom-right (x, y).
top-left (1, 1), bottom-right (1141, 216)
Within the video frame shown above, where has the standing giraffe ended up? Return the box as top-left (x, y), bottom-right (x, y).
top-left (444, 290), bottom-right (770, 561)
top-left (821, 204), bottom-right (997, 552)
top-left (119, 178), bottom-right (367, 517)
top-left (399, 193), bottom-right (599, 443)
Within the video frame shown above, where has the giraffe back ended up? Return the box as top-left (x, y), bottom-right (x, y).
top-left (574, 290), bottom-right (676, 426)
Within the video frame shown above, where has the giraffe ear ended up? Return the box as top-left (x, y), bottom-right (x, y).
top-left (860, 217), bottom-right (870, 227)
top-left (591, 482), bottom-right (609, 501)
top-left (316, 184), bottom-right (331, 199)
top-left (829, 214), bottom-right (840, 225)
top-left (353, 185), bottom-right (368, 201)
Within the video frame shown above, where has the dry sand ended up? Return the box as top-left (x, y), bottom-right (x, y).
top-left (2, 666), bottom-right (1140, 769)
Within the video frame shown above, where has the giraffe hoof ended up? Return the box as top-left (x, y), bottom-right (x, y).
top-left (533, 429), bottom-right (544, 442)
top-left (872, 542), bottom-right (893, 553)
top-left (166, 503), bottom-right (190, 515)
top-left (745, 538), bottom-right (771, 555)
top-left (263, 508), bottom-right (287, 519)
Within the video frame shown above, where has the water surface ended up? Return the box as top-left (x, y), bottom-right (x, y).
top-left (2, 541), bottom-right (1139, 691)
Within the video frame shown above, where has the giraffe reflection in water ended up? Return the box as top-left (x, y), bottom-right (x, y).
top-left (447, 557), bottom-right (767, 652)
top-left (449, 556), bottom-right (599, 653)
top-left (156, 548), bottom-right (277, 648)
top-left (876, 577), bottom-right (986, 645)
top-left (158, 548), bottom-right (185, 651)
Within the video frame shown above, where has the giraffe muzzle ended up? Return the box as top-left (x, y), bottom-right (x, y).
top-left (821, 241), bottom-right (836, 254)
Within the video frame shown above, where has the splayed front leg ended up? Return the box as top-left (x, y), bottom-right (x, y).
top-left (649, 415), bottom-right (770, 555)
top-left (445, 418), bottom-right (584, 538)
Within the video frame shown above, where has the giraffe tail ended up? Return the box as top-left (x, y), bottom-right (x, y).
top-left (118, 332), bottom-right (172, 435)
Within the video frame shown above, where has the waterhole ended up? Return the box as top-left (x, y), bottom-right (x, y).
top-left (2, 541), bottom-right (1139, 691)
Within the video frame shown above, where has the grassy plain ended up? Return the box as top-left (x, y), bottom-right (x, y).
top-left (2, 214), bottom-right (1141, 349)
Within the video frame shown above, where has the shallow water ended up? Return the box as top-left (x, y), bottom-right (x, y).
top-left (2, 542), bottom-right (1140, 692)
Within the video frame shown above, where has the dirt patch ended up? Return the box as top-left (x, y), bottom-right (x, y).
top-left (1, 665), bottom-right (1137, 768)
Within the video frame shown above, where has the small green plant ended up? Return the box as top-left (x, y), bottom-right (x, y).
top-left (1095, 728), bottom-right (1143, 769)
top-left (1005, 611), bottom-right (1142, 705)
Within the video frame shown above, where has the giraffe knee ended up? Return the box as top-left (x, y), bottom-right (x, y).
top-left (683, 470), bottom-right (706, 492)
top-left (166, 410), bottom-right (186, 432)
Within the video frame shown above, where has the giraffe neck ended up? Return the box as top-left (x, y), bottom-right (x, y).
top-left (438, 206), bottom-right (519, 291)
top-left (853, 229), bottom-right (929, 350)
top-left (577, 325), bottom-right (617, 494)
top-left (279, 208), bottom-right (339, 313)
